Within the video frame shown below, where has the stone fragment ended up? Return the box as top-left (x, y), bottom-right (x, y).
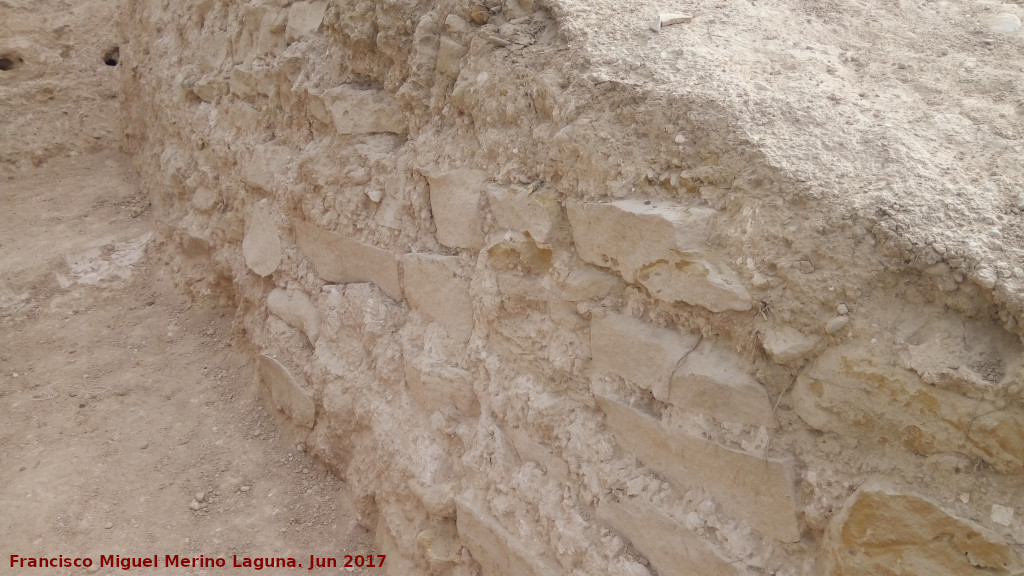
top-left (402, 254), bottom-right (474, 343)
top-left (792, 345), bottom-right (1024, 474)
top-left (991, 504), bottom-right (1015, 527)
top-left (487, 184), bottom-right (564, 244)
top-left (242, 144), bottom-right (291, 192)
top-left (267, 288), bottom-right (321, 345)
top-left (199, 32), bottom-right (229, 72)
top-left (761, 326), bottom-right (820, 364)
top-left (455, 495), bottom-right (560, 576)
top-left (191, 78), bottom-right (222, 103)
top-left (567, 200), bottom-right (751, 312)
top-left (596, 494), bottom-right (738, 576)
top-left (293, 221), bottom-right (402, 300)
top-left (596, 393), bottom-right (800, 542)
top-left (823, 481), bottom-right (1023, 575)
top-left (242, 202), bottom-right (282, 277)
top-left (824, 315), bottom-right (849, 334)
top-left (556, 264), bottom-right (622, 301)
top-left (285, 1), bottom-right (327, 43)
top-left (436, 36), bottom-right (468, 77)
top-left (229, 66), bottom-right (259, 100)
top-left (668, 340), bottom-right (773, 428)
top-left (404, 353), bottom-right (477, 416)
top-left (987, 13), bottom-right (1021, 35)
top-left (502, 426), bottom-right (570, 482)
top-left (257, 355), bottom-right (315, 430)
top-left (322, 85), bottom-right (406, 134)
top-left (190, 187), bottom-right (219, 212)
top-left (426, 169), bottom-right (486, 250)
top-left (590, 312), bottom-right (700, 401)
top-left (651, 13), bottom-right (693, 31)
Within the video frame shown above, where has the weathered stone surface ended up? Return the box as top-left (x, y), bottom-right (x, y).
top-left (567, 200), bottom-right (752, 312)
top-left (487, 184), bottom-right (563, 244)
top-left (436, 36), bottom-right (467, 77)
top-left (404, 353), bottom-right (477, 416)
top-left (426, 169), bottom-right (486, 250)
top-left (596, 393), bottom-right (800, 542)
top-left (823, 481), bottom-right (1023, 576)
top-left (455, 495), bottom-right (561, 576)
top-left (556, 263), bottom-right (622, 301)
top-left (792, 345), bottom-right (1024, 474)
top-left (761, 326), bottom-right (820, 364)
top-left (267, 288), bottom-right (321, 345)
top-left (591, 312), bottom-right (700, 402)
top-left (191, 77), bottom-right (223, 103)
top-left (258, 355), bottom-right (315, 429)
top-left (401, 253), bottom-right (473, 343)
top-left (242, 202), bottom-right (281, 276)
top-left (293, 221), bottom-right (402, 300)
top-left (596, 494), bottom-right (738, 576)
top-left (502, 426), bottom-right (570, 482)
top-left (242, 144), bottom-right (291, 192)
top-left (668, 340), bottom-right (773, 428)
top-left (322, 85), bottom-right (406, 134)
top-left (285, 1), bottom-right (327, 44)
top-left (190, 187), bottom-right (219, 212)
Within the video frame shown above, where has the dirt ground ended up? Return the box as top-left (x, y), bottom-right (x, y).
top-left (0, 152), bottom-right (373, 575)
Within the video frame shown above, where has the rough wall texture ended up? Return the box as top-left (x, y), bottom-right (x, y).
top-left (119, 0), bottom-right (1024, 575)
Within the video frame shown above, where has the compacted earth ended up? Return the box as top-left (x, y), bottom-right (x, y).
top-left (0, 152), bottom-right (373, 575)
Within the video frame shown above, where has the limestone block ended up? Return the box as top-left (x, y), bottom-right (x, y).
top-left (567, 200), bottom-right (752, 312)
top-left (436, 36), bottom-right (468, 77)
top-left (242, 202), bottom-right (282, 277)
top-left (426, 169), bottom-right (487, 250)
top-left (822, 480), bottom-right (1023, 576)
top-left (668, 340), bottom-right (773, 428)
top-left (229, 66), bottom-right (259, 100)
top-left (404, 354), bottom-right (477, 416)
top-left (322, 85), bottom-right (406, 135)
top-left (401, 254), bottom-right (473, 343)
top-left (267, 288), bottom-right (321, 345)
top-left (487, 184), bottom-right (564, 244)
top-left (596, 495), bottom-right (738, 576)
top-left (761, 326), bottom-right (820, 364)
top-left (242, 144), bottom-right (291, 192)
top-left (258, 355), bottom-right (315, 430)
top-left (285, 1), bottom-right (327, 44)
top-left (792, 345), bottom-right (1024, 474)
top-left (596, 393), bottom-right (800, 542)
top-left (455, 495), bottom-right (561, 576)
top-left (590, 312), bottom-right (700, 402)
top-left (292, 221), bottom-right (402, 300)
top-left (557, 263), bottom-right (622, 301)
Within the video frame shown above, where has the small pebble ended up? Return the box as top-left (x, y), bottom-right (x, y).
top-left (836, 303), bottom-right (850, 315)
top-left (974, 268), bottom-right (997, 289)
top-left (104, 522), bottom-right (113, 529)
top-left (189, 500), bottom-right (202, 511)
top-left (825, 316), bottom-right (850, 334)
top-left (959, 493), bottom-right (970, 504)
top-left (987, 13), bottom-right (1021, 35)
top-left (240, 485), bottom-right (251, 493)
top-left (674, 134), bottom-right (685, 144)
top-left (195, 492), bottom-right (206, 503)
top-left (139, 442), bottom-right (148, 450)
top-left (991, 504), bottom-right (1014, 527)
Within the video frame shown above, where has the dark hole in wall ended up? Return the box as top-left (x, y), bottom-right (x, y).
top-left (0, 54), bottom-right (24, 71)
top-left (103, 46), bottom-right (119, 66)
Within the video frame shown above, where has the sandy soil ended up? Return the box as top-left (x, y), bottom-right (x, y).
top-left (0, 152), bottom-right (373, 575)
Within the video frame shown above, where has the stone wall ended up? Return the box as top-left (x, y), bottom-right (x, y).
top-left (119, 1), bottom-right (1024, 575)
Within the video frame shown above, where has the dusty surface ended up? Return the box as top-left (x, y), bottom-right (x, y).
top-left (0, 153), bottom-right (372, 574)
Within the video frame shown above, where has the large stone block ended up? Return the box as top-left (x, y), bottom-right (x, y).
top-left (566, 200), bottom-right (752, 312)
top-left (401, 254), bottom-right (473, 343)
top-left (322, 85), bottom-right (406, 135)
top-left (242, 201), bottom-right (282, 277)
top-left (404, 353), bottom-right (477, 417)
top-left (668, 340), bottom-right (773, 428)
top-left (455, 495), bottom-right (560, 576)
top-left (596, 495), bottom-right (738, 576)
top-left (487, 184), bottom-right (564, 244)
top-left (258, 355), bottom-right (315, 430)
top-left (823, 480), bottom-right (1023, 576)
top-left (285, 1), bottom-right (327, 43)
top-left (595, 393), bottom-right (800, 542)
top-left (590, 312), bottom-right (700, 402)
top-left (267, 288), bottom-right (321, 345)
top-left (426, 169), bottom-right (486, 250)
top-left (792, 345), bottom-right (1024, 474)
top-left (293, 221), bottom-right (402, 300)
top-left (242, 144), bottom-right (291, 192)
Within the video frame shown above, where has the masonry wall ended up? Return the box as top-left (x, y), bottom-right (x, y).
top-left (119, 1), bottom-right (1024, 575)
